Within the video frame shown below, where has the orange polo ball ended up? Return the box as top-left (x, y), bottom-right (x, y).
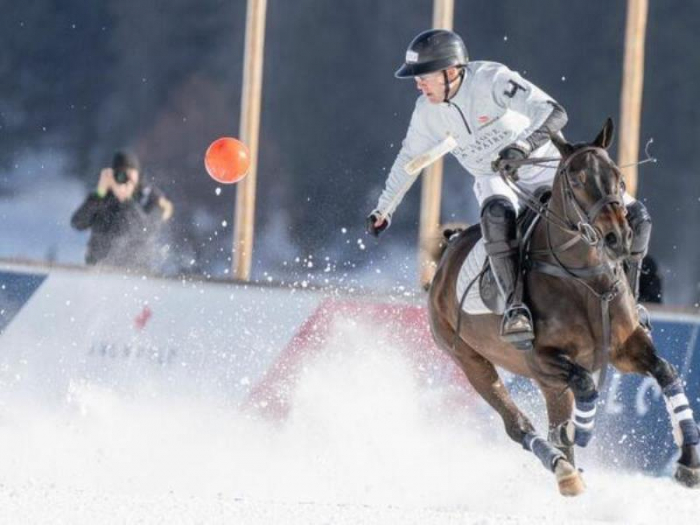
top-left (204, 137), bottom-right (250, 184)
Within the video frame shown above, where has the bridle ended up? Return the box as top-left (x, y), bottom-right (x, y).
top-left (496, 146), bottom-right (624, 251)
top-left (554, 146), bottom-right (625, 247)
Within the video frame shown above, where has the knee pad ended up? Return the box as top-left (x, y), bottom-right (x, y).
top-left (481, 197), bottom-right (516, 223)
top-left (481, 197), bottom-right (517, 255)
top-left (626, 201), bottom-right (652, 256)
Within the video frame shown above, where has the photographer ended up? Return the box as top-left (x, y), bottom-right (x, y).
top-left (71, 150), bottom-right (173, 271)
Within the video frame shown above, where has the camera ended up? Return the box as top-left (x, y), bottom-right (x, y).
top-left (114, 170), bottom-right (129, 184)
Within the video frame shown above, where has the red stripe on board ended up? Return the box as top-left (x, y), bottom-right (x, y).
top-left (246, 298), bottom-right (475, 419)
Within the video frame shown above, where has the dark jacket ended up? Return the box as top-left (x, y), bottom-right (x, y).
top-left (639, 255), bottom-right (662, 304)
top-left (71, 185), bottom-right (165, 269)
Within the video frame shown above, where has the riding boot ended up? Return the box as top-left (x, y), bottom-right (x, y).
top-left (481, 197), bottom-right (534, 349)
top-left (625, 255), bottom-right (651, 332)
top-left (625, 200), bottom-right (653, 332)
top-left (489, 251), bottom-right (535, 347)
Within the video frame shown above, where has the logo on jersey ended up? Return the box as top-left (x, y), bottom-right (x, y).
top-left (504, 80), bottom-right (527, 98)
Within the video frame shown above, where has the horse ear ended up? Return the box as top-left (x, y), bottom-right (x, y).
top-left (550, 132), bottom-right (574, 157)
top-left (593, 117), bottom-right (615, 149)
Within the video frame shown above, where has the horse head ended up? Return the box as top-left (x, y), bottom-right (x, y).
top-left (550, 118), bottom-right (632, 262)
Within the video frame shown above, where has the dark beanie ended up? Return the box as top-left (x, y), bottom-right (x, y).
top-left (112, 150), bottom-right (140, 171)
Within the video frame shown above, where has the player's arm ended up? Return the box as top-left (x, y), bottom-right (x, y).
top-left (142, 185), bottom-right (173, 222)
top-left (371, 103), bottom-right (439, 227)
top-left (71, 168), bottom-right (114, 230)
top-left (492, 67), bottom-right (568, 153)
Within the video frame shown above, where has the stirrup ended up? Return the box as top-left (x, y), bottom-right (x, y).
top-left (637, 304), bottom-right (652, 332)
top-left (500, 303), bottom-right (535, 349)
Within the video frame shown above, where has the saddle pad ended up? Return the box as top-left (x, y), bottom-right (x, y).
top-left (455, 238), bottom-right (491, 315)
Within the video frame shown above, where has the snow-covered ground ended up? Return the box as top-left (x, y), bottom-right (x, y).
top-left (0, 314), bottom-right (697, 524)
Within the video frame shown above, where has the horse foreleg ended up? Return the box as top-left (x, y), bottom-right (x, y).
top-left (522, 433), bottom-right (584, 496)
top-left (540, 385), bottom-right (576, 464)
top-left (564, 360), bottom-right (599, 448)
top-left (613, 326), bottom-right (700, 488)
top-left (448, 338), bottom-right (582, 495)
top-left (535, 352), bottom-right (599, 451)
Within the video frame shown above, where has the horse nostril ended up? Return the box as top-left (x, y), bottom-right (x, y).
top-left (605, 232), bottom-right (619, 247)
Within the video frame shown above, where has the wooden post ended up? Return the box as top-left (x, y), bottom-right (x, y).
top-left (233, 0), bottom-right (268, 280)
top-left (418, 0), bottom-right (454, 288)
top-left (618, 0), bottom-right (648, 198)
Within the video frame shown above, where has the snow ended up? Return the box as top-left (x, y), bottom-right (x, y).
top-left (0, 311), bottom-right (698, 523)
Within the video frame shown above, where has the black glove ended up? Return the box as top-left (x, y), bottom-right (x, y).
top-left (494, 144), bottom-right (529, 180)
top-left (365, 212), bottom-right (388, 237)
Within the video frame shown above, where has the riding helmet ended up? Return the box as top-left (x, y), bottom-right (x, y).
top-left (395, 29), bottom-right (469, 79)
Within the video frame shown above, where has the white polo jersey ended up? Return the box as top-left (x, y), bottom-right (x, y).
top-left (374, 61), bottom-right (562, 217)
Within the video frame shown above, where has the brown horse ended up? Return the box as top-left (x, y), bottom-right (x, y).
top-left (428, 119), bottom-right (700, 496)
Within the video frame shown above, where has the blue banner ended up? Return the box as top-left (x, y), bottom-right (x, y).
top-left (595, 317), bottom-right (700, 475)
top-left (0, 270), bottom-right (47, 333)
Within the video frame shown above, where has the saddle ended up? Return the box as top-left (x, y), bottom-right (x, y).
top-left (452, 188), bottom-right (552, 315)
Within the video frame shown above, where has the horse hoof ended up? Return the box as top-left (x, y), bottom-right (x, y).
top-left (674, 464), bottom-right (700, 488)
top-left (555, 460), bottom-right (586, 497)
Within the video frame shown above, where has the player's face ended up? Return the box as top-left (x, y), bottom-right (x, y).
top-left (414, 69), bottom-right (458, 103)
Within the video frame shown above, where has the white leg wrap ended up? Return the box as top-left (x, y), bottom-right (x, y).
top-left (573, 396), bottom-right (598, 447)
top-left (663, 380), bottom-right (699, 447)
top-left (574, 405), bottom-right (597, 419)
top-left (665, 397), bottom-right (684, 447)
